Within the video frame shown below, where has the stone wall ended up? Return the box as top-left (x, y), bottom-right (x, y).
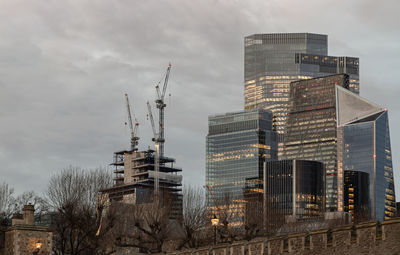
top-left (3, 225), bottom-right (52, 255)
top-left (168, 218), bottom-right (400, 255)
top-left (0, 204), bottom-right (53, 255)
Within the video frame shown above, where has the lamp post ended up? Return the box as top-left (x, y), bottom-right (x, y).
top-left (211, 214), bottom-right (219, 245)
top-left (33, 240), bottom-right (42, 255)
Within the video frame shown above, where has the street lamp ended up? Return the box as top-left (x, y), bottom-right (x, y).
top-left (33, 240), bottom-right (42, 255)
top-left (211, 214), bottom-right (219, 245)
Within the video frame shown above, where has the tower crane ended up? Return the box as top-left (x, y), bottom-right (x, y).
top-left (147, 101), bottom-right (159, 198)
top-left (155, 63), bottom-right (171, 158)
top-left (125, 93), bottom-right (139, 151)
top-left (146, 63), bottom-right (172, 199)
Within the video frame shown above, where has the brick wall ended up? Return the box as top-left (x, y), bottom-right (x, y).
top-left (167, 218), bottom-right (400, 255)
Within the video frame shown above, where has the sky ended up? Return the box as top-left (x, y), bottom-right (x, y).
top-left (0, 0), bottom-right (399, 201)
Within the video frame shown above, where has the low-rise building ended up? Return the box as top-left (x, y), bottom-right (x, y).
top-left (0, 205), bottom-right (52, 255)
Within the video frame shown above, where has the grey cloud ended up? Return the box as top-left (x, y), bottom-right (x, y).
top-left (0, 0), bottom-right (399, 200)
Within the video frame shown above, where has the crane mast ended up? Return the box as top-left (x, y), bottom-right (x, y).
top-left (125, 93), bottom-right (139, 151)
top-left (147, 101), bottom-right (159, 198)
top-left (147, 63), bottom-right (172, 200)
top-left (155, 63), bottom-right (171, 158)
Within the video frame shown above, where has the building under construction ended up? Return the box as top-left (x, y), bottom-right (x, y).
top-left (100, 64), bottom-right (183, 219)
top-left (101, 149), bottom-right (183, 219)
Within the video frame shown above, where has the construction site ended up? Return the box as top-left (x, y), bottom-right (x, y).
top-left (100, 64), bottom-right (183, 219)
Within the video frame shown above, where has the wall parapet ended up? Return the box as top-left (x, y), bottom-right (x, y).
top-left (167, 218), bottom-right (400, 255)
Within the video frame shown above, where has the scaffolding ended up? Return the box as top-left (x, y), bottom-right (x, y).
top-left (101, 149), bottom-right (183, 219)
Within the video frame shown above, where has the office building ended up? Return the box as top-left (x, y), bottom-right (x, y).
top-left (244, 33), bottom-right (359, 149)
top-left (344, 171), bottom-right (370, 223)
top-left (206, 109), bottom-right (277, 221)
top-left (283, 74), bottom-right (396, 220)
top-left (336, 87), bottom-right (396, 220)
top-left (244, 160), bottom-right (325, 229)
top-left (283, 74), bottom-right (349, 210)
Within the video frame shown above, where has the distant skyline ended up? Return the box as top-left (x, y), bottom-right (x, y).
top-left (0, 0), bottom-right (399, 202)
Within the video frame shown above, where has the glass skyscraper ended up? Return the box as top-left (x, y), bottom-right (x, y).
top-left (283, 74), bottom-right (396, 220)
top-left (244, 33), bottom-right (359, 149)
top-left (283, 74), bottom-right (349, 210)
top-left (336, 86), bottom-right (396, 221)
top-left (206, 109), bottom-right (277, 220)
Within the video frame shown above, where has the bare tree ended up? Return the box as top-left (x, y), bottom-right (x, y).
top-left (263, 201), bottom-right (286, 236)
top-left (46, 166), bottom-right (112, 255)
top-left (243, 190), bottom-right (264, 240)
top-left (1, 183), bottom-right (49, 227)
top-left (11, 191), bottom-right (49, 223)
top-left (0, 182), bottom-right (14, 226)
top-left (101, 196), bottom-right (173, 254)
top-left (211, 192), bottom-right (243, 243)
top-left (178, 186), bottom-right (207, 249)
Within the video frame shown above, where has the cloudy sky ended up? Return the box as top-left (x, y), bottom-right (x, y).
top-left (0, 0), bottom-right (399, 200)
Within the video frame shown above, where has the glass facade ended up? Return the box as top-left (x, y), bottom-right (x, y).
top-left (337, 103), bottom-right (397, 221)
top-left (344, 171), bottom-right (370, 223)
top-left (375, 112), bottom-right (396, 220)
top-left (264, 160), bottom-right (325, 218)
top-left (282, 74), bottom-right (349, 210)
top-left (244, 33), bottom-right (359, 156)
top-left (206, 109), bottom-right (277, 220)
top-left (244, 160), bottom-right (325, 229)
top-left (282, 76), bottom-right (397, 218)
